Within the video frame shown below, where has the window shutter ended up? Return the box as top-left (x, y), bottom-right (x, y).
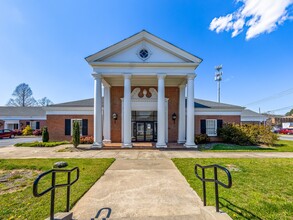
top-left (36, 122), bottom-right (40, 129)
top-left (217, 120), bottom-right (223, 129)
top-left (82, 119), bottom-right (88, 136)
top-left (65, 119), bottom-right (71, 135)
top-left (200, 120), bottom-right (206, 134)
top-left (26, 121), bottom-right (30, 126)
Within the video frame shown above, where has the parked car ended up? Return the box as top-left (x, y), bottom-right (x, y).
top-left (0, 129), bottom-right (16, 139)
top-left (278, 128), bottom-right (293, 135)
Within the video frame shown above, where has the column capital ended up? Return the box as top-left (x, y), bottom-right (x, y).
top-left (179, 84), bottom-right (186, 89)
top-left (187, 73), bottom-right (197, 80)
top-left (123, 73), bottom-right (132, 79)
top-left (92, 73), bottom-right (102, 79)
top-left (157, 73), bottom-right (166, 79)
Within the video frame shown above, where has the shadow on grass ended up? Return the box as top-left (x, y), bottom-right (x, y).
top-left (220, 197), bottom-right (262, 220)
top-left (210, 144), bottom-right (276, 151)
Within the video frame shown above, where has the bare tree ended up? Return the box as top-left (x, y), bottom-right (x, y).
top-left (38, 97), bottom-right (53, 106)
top-left (7, 83), bottom-right (37, 106)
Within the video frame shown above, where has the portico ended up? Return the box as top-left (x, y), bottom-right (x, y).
top-left (86, 30), bottom-right (202, 148)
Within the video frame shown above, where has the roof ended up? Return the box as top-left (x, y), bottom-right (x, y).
top-left (48, 98), bottom-right (95, 107)
top-left (47, 98), bottom-right (244, 110)
top-left (0, 107), bottom-right (45, 117)
top-left (241, 109), bottom-right (268, 122)
top-left (194, 98), bottom-right (245, 110)
top-left (85, 30), bottom-right (203, 64)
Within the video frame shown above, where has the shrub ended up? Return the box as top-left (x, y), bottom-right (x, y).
top-left (195, 134), bottom-right (210, 144)
top-left (14, 129), bottom-right (22, 136)
top-left (15, 141), bottom-right (69, 147)
top-left (22, 125), bottom-right (33, 136)
top-left (72, 121), bottom-right (80, 147)
top-left (218, 124), bottom-right (278, 146)
top-left (42, 126), bottom-right (49, 142)
top-left (33, 129), bottom-right (42, 136)
top-left (80, 136), bottom-right (94, 144)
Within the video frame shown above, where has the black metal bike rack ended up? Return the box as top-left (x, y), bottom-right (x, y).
top-left (195, 164), bottom-right (232, 212)
top-left (33, 167), bottom-right (80, 220)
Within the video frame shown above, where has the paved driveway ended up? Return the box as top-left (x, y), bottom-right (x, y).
top-left (0, 137), bottom-right (41, 147)
top-left (279, 135), bottom-right (293, 141)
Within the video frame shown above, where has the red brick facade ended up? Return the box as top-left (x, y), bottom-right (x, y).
top-left (195, 115), bottom-right (241, 142)
top-left (109, 86), bottom-right (180, 143)
top-left (47, 115), bottom-right (93, 141)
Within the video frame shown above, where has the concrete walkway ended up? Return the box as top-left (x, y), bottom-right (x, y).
top-left (0, 145), bottom-right (293, 159)
top-left (72, 159), bottom-right (203, 220)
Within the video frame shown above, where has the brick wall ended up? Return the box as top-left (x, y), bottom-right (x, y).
top-left (19, 120), bottom-right (47, 130)
top-left (47, 115), bottom-right (93, 141)
top-left (195, 115), bottom-right (241, 142)
top-left (0, 120), bottom-right (4, 129)
top-left (110, 86), bottom-right (179, 143)
top-left (165, 87), bottom-right (179, 143)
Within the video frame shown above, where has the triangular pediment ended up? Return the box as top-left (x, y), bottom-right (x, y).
top-left (85, 30), bottom-right (202, 64)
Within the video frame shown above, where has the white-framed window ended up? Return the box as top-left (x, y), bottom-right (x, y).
top-left (206, 119), bottom-right (217, 136)
top-left (30, 121), bottom-right (37, 130)
top-left (71, 119), bottom-right (82, 136)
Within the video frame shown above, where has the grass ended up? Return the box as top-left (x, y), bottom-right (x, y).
top-left (14, 141), bottom-right (69, 147)
top-left (172, 158), bottom-right (293, 220)
top-left (201, 140), bottom-right (293, 152)
top-left (0, 158), bottom-right (115, 219)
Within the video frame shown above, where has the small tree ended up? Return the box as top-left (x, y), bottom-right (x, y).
top-left (22, 125), bottom-right (33, 136)
top-left (42, 126), bottom-right (49, 142)
top-left (72, 121), bottom-right (80, 147)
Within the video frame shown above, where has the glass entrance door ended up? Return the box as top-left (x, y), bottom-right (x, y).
top-left (132, 121), bottom-right (156, 142)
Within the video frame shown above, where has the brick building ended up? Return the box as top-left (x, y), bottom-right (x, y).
top-left (44, 30), bottom-right (245, 147)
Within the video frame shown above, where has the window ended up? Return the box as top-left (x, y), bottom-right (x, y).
top-left (139, 49), bottom-right (149, 59)
top-left (201, 119), bottom-right (223, 137)
top-left (30, 121), bottom-right (37, 130)
top-left (71, 119), bottom-right (82, 136)
top-left (65, 119), bottom-right (88, 136)
top-left (206, 119), bottom-right (217, 136)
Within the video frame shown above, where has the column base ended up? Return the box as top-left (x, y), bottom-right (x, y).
top-left (92, 142), bottom-right (103, 149)
top-left (184, 143), bottom-right (198, 148)
top-left (103, 139), bottom-right (111, 144)
top-left (122, 143), bottom-right (132, 148)
top-left (177, 139), bottom-right (186, 144)
top-left (156, 143), bottom-right (167, 148)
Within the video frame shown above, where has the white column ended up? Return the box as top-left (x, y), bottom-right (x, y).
top-left (122, 74), bottom-right (132, 148)
top-left (103, 85), bottom-right (111, 143)
top-left (156, 74), bottom-right (167, 148)
top-left (185, 74), bottom-right (197, 148)
top-left (178, 84), bottom-right (186, 143)
top-left (93, 74), bottom-right (103, 148)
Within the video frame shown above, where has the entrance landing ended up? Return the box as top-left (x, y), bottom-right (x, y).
top-left (103, 143), bottom-right (187, 150)
top-left (71, 159), bottom-right (203, 219)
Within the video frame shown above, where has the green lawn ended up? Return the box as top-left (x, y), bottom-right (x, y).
top-left (172, 158), bottom-right (293, 220)
top-left (201, 140), bottom-right (293, 152)
top-left (0, 158), bottom-right (114, 219)
top-left (14, 141), bottom-right (69, 147)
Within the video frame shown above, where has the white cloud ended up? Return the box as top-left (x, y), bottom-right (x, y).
top-left (209, 0), bottom-right (293, 40)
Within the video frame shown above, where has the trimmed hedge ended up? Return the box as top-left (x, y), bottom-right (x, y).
top-left (218, 124), bottom-right (278, 146)
top-left (14, 141), bottom-right (69, 147)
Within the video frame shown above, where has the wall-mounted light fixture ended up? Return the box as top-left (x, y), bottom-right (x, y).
top-left (112, 113), bottom-right (118, 121)
top-left (172, 113), bottom-right (177, 124)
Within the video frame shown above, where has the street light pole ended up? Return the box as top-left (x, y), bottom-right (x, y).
top-left (215, 65), bottom-right (223, 103)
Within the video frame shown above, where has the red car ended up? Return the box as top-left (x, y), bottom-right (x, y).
top-left (0, 129), bottom-right (16, 139)
top-left (278, 128), bottom-right (293, 135)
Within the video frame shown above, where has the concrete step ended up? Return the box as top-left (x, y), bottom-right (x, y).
top-left (93, 214), bottom-right (202, 220)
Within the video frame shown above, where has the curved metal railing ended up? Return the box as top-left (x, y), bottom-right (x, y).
top-left (195, 164), bottom-right (232, 212)
top-left (33, 167), bottom-right (79, 220)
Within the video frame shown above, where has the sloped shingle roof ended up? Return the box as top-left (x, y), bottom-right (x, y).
top-left (0, 107), bottom-right (45, 117)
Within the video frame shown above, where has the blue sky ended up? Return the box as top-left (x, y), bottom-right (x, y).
top-left (0, 0), bottom-right (293, 115)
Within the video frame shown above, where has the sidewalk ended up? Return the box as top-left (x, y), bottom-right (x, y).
top-left (0, 145), bottom-right (293, 159)
top-left (71, 159), bottom-right (203, 219)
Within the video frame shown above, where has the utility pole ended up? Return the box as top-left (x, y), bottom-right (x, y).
top-left (215, 65), bottom-right (223, 103)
